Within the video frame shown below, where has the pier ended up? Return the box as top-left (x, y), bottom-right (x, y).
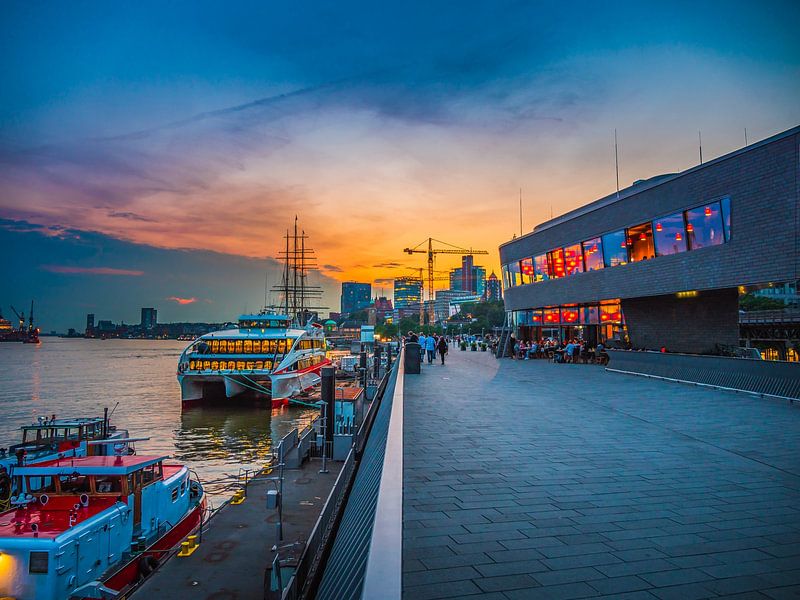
top-left (398, 352), bottom-right (800, 599)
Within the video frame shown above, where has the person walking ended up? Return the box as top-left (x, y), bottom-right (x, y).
top-left (436, 335), bottom-right (448, 365)
top-left (418, 333), bottom-right (426, 365)
top-left (425, 334), bottom-right (436, 364)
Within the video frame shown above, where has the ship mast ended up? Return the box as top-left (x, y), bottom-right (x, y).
top-left (272, 218), bottom-right (327, 325)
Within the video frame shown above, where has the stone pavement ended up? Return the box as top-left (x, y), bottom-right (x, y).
top-left (402, 350), bottom-right (800, 600)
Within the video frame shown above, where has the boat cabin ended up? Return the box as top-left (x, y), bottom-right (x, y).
top-left (2, 417), bottom-right (108, 459)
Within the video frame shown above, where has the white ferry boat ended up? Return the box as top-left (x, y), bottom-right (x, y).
top-left (177, 314), bottom-right (330, 408)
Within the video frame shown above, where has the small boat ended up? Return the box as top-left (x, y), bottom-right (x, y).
top-left (0, 416), bottom-right (132, 507)
top-left (177, 315), bottom-right (330, 409)
top-left (0, 449), bottom-right (205, 599)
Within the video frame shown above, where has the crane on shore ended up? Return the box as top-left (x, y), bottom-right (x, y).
top-left (403, 238), bottom-right (489, 325)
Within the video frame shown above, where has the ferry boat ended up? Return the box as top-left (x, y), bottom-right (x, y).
top-left (0, 416), bottom-right (132, 508)
top-left (177, 314), bottom-right (330, 409)
top-left (0, 451), bottom-right (205, 600)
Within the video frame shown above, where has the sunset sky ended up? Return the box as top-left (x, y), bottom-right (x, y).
top-left (1, 1), bottom-right (799, 330)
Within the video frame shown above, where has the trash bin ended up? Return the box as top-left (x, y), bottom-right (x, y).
top-left (404, 342), bottom-right (421, 374)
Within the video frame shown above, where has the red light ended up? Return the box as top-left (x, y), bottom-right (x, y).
top-left (620, 241), bottom-right (626, 248)
top-left (626, 237), bottom-right (632, 245)
top-left (704, 206), bottom-right (712, 217)
top-left (601, 313), bottom-right (609, 321)
top-left (686, 223), bottom-right (694, 233)
top-left (656, 223), bottom-right (663, 232)
top-left (675, 232), bottom-right (683, 241)
top-left (639, 232), bottom-right (647, 241)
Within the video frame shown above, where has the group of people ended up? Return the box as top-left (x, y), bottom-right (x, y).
top-left (405, 331), bottom-right (450, 365)
top-left (509, 336), bottom-right (608, 364)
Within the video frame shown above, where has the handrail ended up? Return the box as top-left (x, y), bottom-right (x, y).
top-left (361, 348), bottom-right (404, 599)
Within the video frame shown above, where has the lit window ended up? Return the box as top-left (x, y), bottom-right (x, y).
top-left (227, 361), bottom-right (236, 370)
top-left (602, 231), bottom-right (628, 267)
top-left (581, 305), bottom-right (599, 324)
top-left (653, 212), bottom-right (687, 256)
top-left (520, 257), bottom-right (534, 284)
top-left (236, 361), bottom-right (245, 370)
top-left (582, 238), bottom-right (604, 272)
top-left (211, 340), bottom-right (219, 353)
top-left (211, 361), bottom-right (219, 370)
top-left (219, 339), bottom-right (228, 353)
top-left (252, 340), bottom-right (261, 353)
top-left (507, 261), bottom-right (522, 286)
top-left (246, 361), bottom-right (254, 370)
top-left (599, 302), bottom-right (622, 324)
top-left (720, 196), bottom-right (731, 241)
top-left (547, 248), bottom-right (566, 278)
top-left (627, 222), bottom-right (655, 262)
top-left (243, 340), bottom-right (253, 354)
top-left (685, 202), bottom-right (724, 249)
top-left (235, 340), bottom-right (243, 353)
top-left (561, 306), bottom-right (580, 324)
top-left (255, 360), bottom-right (264, 370)
top-left (543, 307), bottom-right (560, 324)
top-left (563, 244), bottom-right (584, 276)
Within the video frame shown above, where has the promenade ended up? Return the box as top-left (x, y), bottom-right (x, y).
top-left (403, 351), bottom-right (800, 600)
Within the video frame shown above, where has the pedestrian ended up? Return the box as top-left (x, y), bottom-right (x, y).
top-left (425, 333), bottom-right (436, 363)
top-left (436, 335), bottom-right (448, 365)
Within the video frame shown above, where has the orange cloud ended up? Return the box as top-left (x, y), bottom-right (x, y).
top-left (167, 296), bottom-right (198, 305)
top-left (41, 265), bottom-right (144, 276)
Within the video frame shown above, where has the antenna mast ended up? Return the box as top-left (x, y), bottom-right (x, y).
top-left (519, 188), bottom-right (523, 236)
top-left (698, 130), bottom-right (703, 165)
top-left (614, 129), bottom-right (620, 199)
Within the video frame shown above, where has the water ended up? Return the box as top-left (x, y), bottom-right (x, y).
top-left (0, 338), bottom-right (318, 505)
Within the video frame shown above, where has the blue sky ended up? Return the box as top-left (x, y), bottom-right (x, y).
top-left (1, 1), bottom-right (798, 330)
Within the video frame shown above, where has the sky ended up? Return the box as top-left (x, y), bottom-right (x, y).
top-left (1, 1), bottom-right (799, 330)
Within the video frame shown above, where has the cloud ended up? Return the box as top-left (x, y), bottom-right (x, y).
top-left (167, 296), bottom-right (198, 305)
top-left (373, 261), bottom-right (404, 269)
top-left (321, 264), bottom-right (343, 272)
top-left (108, 211), bottom-right (156, 223)
top-left (373, 278), bottom-right (395, 285)
top-left (41, 265), bottom-right (144, 276)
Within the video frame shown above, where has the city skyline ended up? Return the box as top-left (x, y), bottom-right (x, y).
top-left (1, 1), bottom-right (799, 330)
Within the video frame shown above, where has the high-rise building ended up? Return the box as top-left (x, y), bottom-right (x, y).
top-left (393, 277), bottom-right (422, 308)
top-left (485, 271), bottom-right (502, 302)
top-left (450, 264), bottom-right (487, 297)
top-left (341, 282), bottom-right (372, 314)
top-left (141, 307), bottom-right (157, 330)
top-left (86, 313), bottom-right (95, 336)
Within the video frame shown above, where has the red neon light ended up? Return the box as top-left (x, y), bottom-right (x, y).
top-left (704, 206), bottom-right (712, 216)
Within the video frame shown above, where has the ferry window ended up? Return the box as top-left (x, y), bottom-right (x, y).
top-left (582, 238), bottom-right (604, 272)
top-left (519, 257), bottom-right (534, 284)
top-left (627, 222), bottom-right (654, 262)
top-left (720, 196), bottom-right (731, 241)
top-left (172, 487), bottom-right (179, 502)
top-left (686, 201), bottom-right (724, 249)
top-left (189, 360), bottom-right (196, 370)
top-left (547, 248), bottom-right (566, 278)
top-left (563, 244), bottom-right (584, 276)
top-left (267, 340), bottom-right (278, 353)
top-left (94, 476), bottom-right (123, 494)
top-left (203, 360), bottom-right (211, 370)
top-left (211, 361), bottom-right (219, 370)
top-left (264, 360), bottom-right (273, 370)
top-left (277, 339), bottom-right (287, 353)
top-left (252, 340), bottom-right (262, 353)
top-left (246, 361), bottom-right (255, 370)
top-left (60, 474), bottom-right (91, 494)
top-left (224, 361), bottom-right (233, 370)
top-left (211, 340), bottom-right (219, 353)
top-left (255, 360), bottom-right (264, 370)
top-left (507, 261), bottom-right (522, 286)
top-left (233, 340), bottom-right (242, 353)
top-left (236, 361), bottom-right (245, 370)
top-left (653, 212), bottom-right (687, 256)
top-left (533, 254), bottom-right (550, 281)
top-left (243, 340), bottom-right (253, 354)
top-left (602, 230), bottom-right (628, 267)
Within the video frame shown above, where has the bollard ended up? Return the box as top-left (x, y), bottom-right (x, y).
top-left (321, 366), bottom-right (335, 445)
top-left (404, 342), bottom-right (421, 374)
top-left (373, 345), bottom-right (382, 379)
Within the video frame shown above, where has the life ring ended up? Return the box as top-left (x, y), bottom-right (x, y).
top-left (138, 554), bottom-right (159, 578)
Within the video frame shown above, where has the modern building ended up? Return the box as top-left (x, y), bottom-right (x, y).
top-left (449, 263), bottom-right (487, 297)
top-left (485, 272), bottom-right (502, 302)
top-left (340, 282), bottom-right (372, 315)
top-left (85, 313), bottom-right (95, 337)
top-left (499, 125), bottom-right (800, 354)
top-left (140, 307), bottom-right (157, 330)
top-left (393, 277), bottom-right (422, 308)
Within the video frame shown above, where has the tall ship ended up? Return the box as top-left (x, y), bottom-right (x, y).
top-left (0, 302), bottom-right (40, 343)
top-left (177, 219), bottom-right (330, 409)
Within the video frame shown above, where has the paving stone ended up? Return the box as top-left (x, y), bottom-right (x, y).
top-left (473, 573), bottom-right (540, 592)
top-left (505, 581), bottom-right (600, 600)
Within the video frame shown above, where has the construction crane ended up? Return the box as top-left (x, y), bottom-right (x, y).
top-left (403, 238), bottom-right (489, 325)
top-left (403, 268), bottom-right (451, 326)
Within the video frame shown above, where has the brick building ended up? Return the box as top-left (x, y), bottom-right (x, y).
top-left (499, 125), bottom-right (800, 354)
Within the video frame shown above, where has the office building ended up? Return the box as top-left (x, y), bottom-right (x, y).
top-left (341, 282), bottom-right (372, 315)
top-left (485, 272), bottom-right (502, 302)
top-left (141, 307), bottom-right (157, 330)
top-left (393, 277), bottom-right (422, 308)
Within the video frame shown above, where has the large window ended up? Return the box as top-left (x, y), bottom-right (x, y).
top-left (507, 261), bottom-right (522, 286)
top-left (653, 212), bottom-right (687, 256)
top-left (520, 257), bottom-right (535, 285)
top-left (533, 254), bottom-right (550, 281)
top-left (720, 196), bottom-right (731, 241)
top-left (543, 307), bottom-right (560, 325)
top-left (686, 201), bottom-right (724, 249)
top-left (548, 248), bottom-right (566, 278)
top-left (560, 306), bottom-right (580, 324)
top-left (602, 230), bottom-right (628, 267)
top-left (563, 244), bottom-right (584, 276)
top-left (582, 237), bottom-right (604, 271)
top-left (627, 222), bottom-right (655, 262)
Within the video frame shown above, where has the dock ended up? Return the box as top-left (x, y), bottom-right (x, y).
top-left (401, 351), bottom-right (800, 599)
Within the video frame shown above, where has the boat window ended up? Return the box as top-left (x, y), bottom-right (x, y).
top-left (264, 360), bottom-right (273, 370)
top-left (26, 476), bottom-right (55, 494)
top-left (29, 552), bottom-right (49, 574)
top-left (252, 340), bottom-right (262, 353)
top-left (94, 476), bottom-right (123, 494)
top-left (141, 463), bottom-right (163, 487)
top-left (227, 360), bottom-right (236, 370)
top-left (246, 361), bottom-right (255, 370)
top-left (219, 339), bottom-right (228, 353)
top-left (60, 474), bottom-right (91, 494)
top-left (189, 360), bottom-right (196, 370)
top-left (243, 340), bottom-right (253, 353)
top-left (203, 360), bottom-right (211, 370)
top-left (211, 340), bottom-right (219, 353)
top-left (235, 340), bottom-right (243, 353)
top-left (255, 360), bottom-right (264, 370)
top-left (277, 339), bottom-right (286, 353)
top-left (211, 361), bottom-right (219, 370)
top-left (171, 487), bottom-right (179, 502)
top-left (236, 361), bottom-right (245, 370)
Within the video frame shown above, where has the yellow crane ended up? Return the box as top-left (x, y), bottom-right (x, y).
top-left (403, 238), bottom-right (489, 325)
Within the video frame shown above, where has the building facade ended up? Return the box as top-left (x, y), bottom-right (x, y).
top-left (449, 264), bottom-right (487, 297)
top-left (485, 272), bottom-right (502, 302)
top-left (499, 125), bottom-right (800, 354)
top-left (341, 282), bottom-right (372, 314)
top-left (140, 307), bottom-right (157, 330)
top-left (393, 277), bottom-right (422, 308)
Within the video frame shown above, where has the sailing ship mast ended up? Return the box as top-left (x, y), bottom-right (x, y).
top-left (272, 217), bottom-right (327, 325)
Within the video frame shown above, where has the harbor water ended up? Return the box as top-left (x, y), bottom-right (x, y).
top-left (0, 338), bottom-right (318, 505)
